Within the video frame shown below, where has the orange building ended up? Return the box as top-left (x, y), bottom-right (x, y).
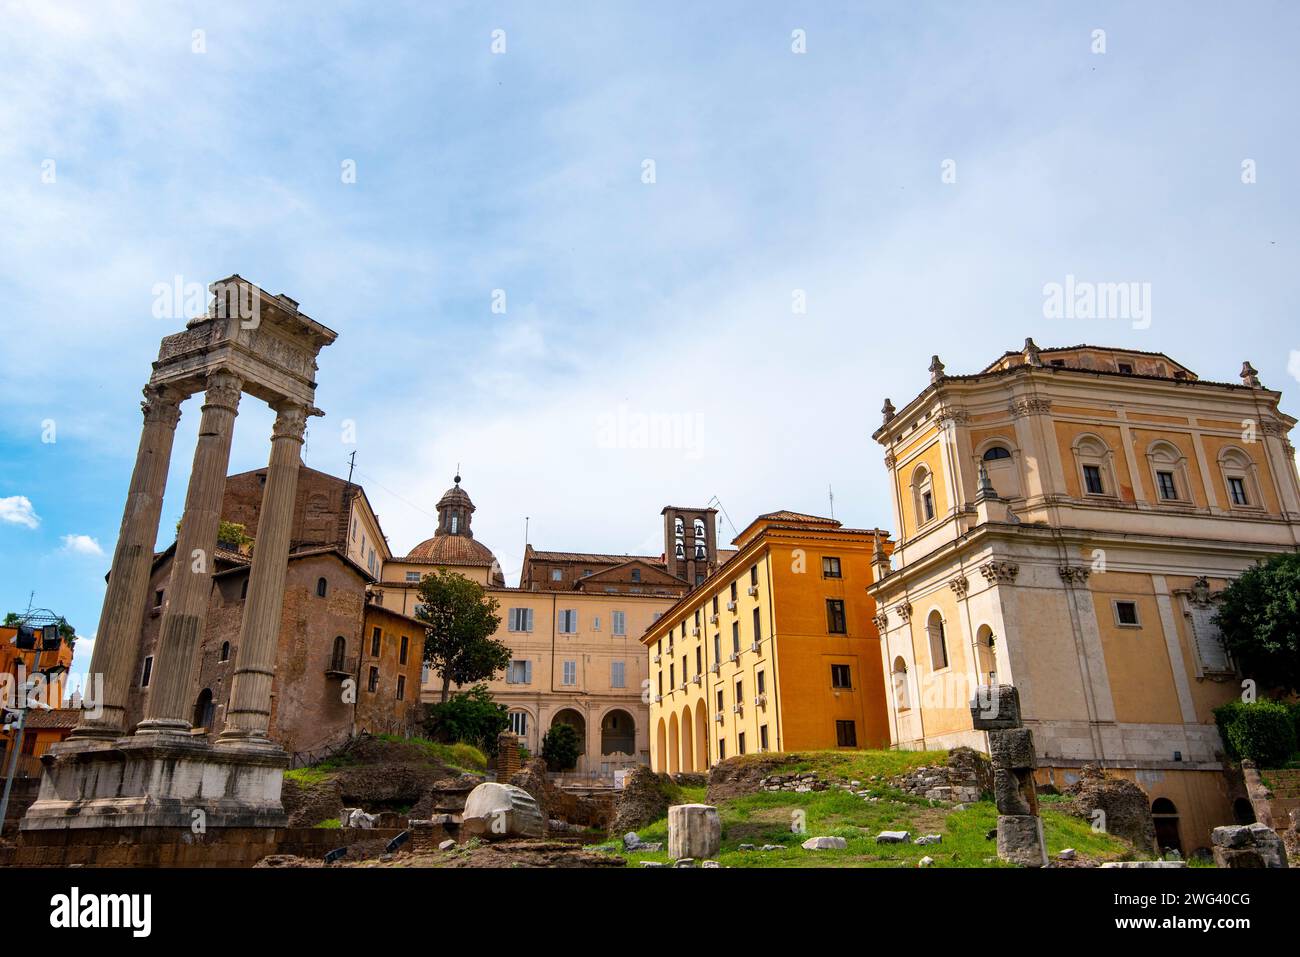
top-left (1, 624), bottom-right (77, 777)
top-left (641, 512), bottom-right (893, 771)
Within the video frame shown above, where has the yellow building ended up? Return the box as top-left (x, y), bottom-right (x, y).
top-left (641, 511), bottom-right (893, 772)
top-left (869, 341), bottom-right (1300, 855)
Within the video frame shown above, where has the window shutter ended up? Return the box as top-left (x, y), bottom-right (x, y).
top-left (525, 608), bottom-right (534, 632)
top-left (524, 660), bottom-right (533, 684)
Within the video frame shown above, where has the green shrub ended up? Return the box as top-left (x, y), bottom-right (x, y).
top-left (542, 722), bottom-right (581, 771)
top-left (1214, 699), bottom-right (1297, 766)
top-left (422, 684), bottom-right (509, 756)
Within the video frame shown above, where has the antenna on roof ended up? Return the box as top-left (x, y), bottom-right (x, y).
top-left (828, 484), bottom-right (835, 520)
top-left (346, 450), bottom-right (357, 485)
top-left (707, 496), bottom-right (739, 539)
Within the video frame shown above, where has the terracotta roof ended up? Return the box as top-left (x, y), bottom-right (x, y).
top-left (24, 708), bottom-right (81, 730)
top-left (528, 550), bottom-right (664, 565)
top-left (754, 510), bottom-right (840, 525)
top-left (406, 534), bottom-right (499, 567)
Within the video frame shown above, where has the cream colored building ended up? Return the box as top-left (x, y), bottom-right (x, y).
top-left (869, 342), bottom-right (1300, 854)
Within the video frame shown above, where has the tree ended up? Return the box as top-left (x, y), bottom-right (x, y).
top-left (422, 684), bottom-right (510, 755)
top-left (415, 569), bottom-right (507, 703)
top-left (542, 722), bottom-right (581, 772)
top-left (1214, 554), bottom-right (1300, 693)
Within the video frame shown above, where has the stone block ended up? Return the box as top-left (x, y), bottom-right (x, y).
top-left (667, 804), bottom-right (721, 861)
top-left (460, 782), bottom-right (544, 840)
top-left (993, 768), bottom-right (1034, 816)
top-left (988, 728), bottom-right (1036, 769)
top-left (875, 830), bottom-right (910, 844)
top-left (997, 814), bottom-right (1047, 868)
top-left (969, 684), bottom-right (1021, 730)
top-left (801, 836), bottom-right (847, 850)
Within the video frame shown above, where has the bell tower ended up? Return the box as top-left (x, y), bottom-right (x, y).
top-left (661, 505), bottom-right (719, 588)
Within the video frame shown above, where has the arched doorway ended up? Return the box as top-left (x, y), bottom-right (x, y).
top-left (975, 624), bottom-right (996, 684)
top-left (694, 700), bottom-right (708, 770)
top-left (1152, 797), bottom-right (1182, 855)
top-left (656, 717), bottom-right (667, 772)
top-left (600, 709), bottom-right (636, 757)
top-left (193, 688), bottom-right (215, 732)
top-left (551, 708), bottom-right (586, 756)
top-left (667, 712), bottom-right (680, 774)
top-left (1233, 797), bottom-right (1255, 825)
top-left (680, 706), bottom-right (694, 772)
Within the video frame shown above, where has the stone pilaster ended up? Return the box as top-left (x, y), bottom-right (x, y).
top-left (69, 385), bottom-right (184, 743)
top-left (218, 401), bottom-right (308, 750)
top-left (135, 370), bottom-right (242, 739)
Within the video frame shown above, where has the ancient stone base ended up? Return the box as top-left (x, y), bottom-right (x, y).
top-left (20, 735), bottom-right (288, 831)
top-left (1211, 823), bottom-right (1289, 868)
top-left (997, 814), bottom-right (1048, 868)
top-left (460, 782), bottom-right (544, 839)
top-left (668, 803), bottom-right (721, 860)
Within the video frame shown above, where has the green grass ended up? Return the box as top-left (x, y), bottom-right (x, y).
top-left (373, 733), bottom-right (487, 772)
top-left (313, 817), bottom-right (342, 829)
top-left (606, 748), bottom-right (1135, 868)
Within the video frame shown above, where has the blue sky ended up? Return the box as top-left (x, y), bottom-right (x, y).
top-left (1, 1), bottom-right (1297, 687)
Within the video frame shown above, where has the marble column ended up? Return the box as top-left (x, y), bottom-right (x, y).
top-left (70, 385), bottom-right (185, 741)
top-left (218, 401), bottom-right (308, 751)
top-left (135, 369), bottom-right (242, 739)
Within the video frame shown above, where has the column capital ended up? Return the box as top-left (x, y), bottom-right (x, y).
top-left (140, 384), bottom-right (184, 428)
top-left (270, 400), bottom-right (310, 443)
top-left (203, 369), bottom-right (244, 411)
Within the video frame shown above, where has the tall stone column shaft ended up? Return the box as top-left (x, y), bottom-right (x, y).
top-left (136, 370), bottom-right (242, 737)
top-left (71, 385), bottom-right (184, 741)
top-left (218, 402), bottom-right (308, 750)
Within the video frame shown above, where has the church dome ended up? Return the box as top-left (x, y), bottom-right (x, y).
top-left (404, 474), bottom-right (504, 584)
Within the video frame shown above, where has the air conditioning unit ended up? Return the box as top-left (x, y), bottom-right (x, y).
top-left (691, 626), bottom-right (700, 637)
top-left (652, 654), bottom-right (661, 663)
top-left (709, 662), bottom-right (720, 674)
top-left (747, 585), bottom-right (759, 597)
top-left (709, 613), bottom-right (719, 624)
top-left (715, 712), bottom-right (724, 725)
top-left (679, 682), bottom-right (688, 692)
top-left (726, 600), bottom-right (737, 612)
top-left (750, 641), bottom-right (761, 653)
top-left (692, 674), bottom-right (702, 686)
top-left (728, 652), bottom-right (740, 663)
top-left (754, 693), bottom-right (768, 708)
top-left (732, 703), bottom-right (744, 716)
top-left (654, 694), bottom-right (662, 703)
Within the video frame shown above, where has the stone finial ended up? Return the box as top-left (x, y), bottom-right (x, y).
top-left (872, 530), bottom-right (891, 577)
top-left (1241, 361), bottom-right (1262, 388)
top-left (929, 355), bottom-right (946, 383)
top-left (975, 461), bottom-right (998, 501)
top-left (1023, 337), bottom-right (1043, 367)
top-left (882, 398), bottom-right (896, 424)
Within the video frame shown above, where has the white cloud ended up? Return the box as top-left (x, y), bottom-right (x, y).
top-left (0, 495), bottom-right (40, 529)
top-left (61, 533), bottom-right (104, 556)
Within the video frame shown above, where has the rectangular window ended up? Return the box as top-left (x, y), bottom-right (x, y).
top-left (592, 616), bottom-right (601, 631)
top-left (562, 660), bottom-right (577, 686)
top-left (611, 660), bottom-right (626, 688)
top-left (153, 589), bottom-right (164, 609)
top-left (735, 678), bottom-right (743, 702)
top-left (716, 688), bottom-right (724, 711)
top-left (738, 732), bottom-right (746, 755)
top-left (396, 675), bottom-right (406, 701)
top-left (141, 655), bottom-right (154, 688)
top-left (1117, 362), bottom-right (1133, 374)
top-left (1228, 477), bottom-right (1249, 506)
top-left (760, 725), bottom-right (769, 750)
top-left (731, 621), bottom-right (740, 654)
top-left (506, 660), bottom-right (532, 684)
top-left (922, 491), bottom-right (935, 521)
top-left (831, 663), bottom-right (852, 688)
top-left (1083, 464), bottom-right (1105, 495)
top-left (752, 607), bottom-right (761, 642)
top-left (558, 609), bottom-right (578, 633)
top-left (612, 610), bottom-right (626, 636)
top-left (508, 608), bottom-right (534, 632)
top-left (718, 739), bottom-right (726, 760)
top-left (399, 635), bottom-right (409, 664)
top-left (657, 672), bottom-right (663, 696)
top-left (551, 568), bottom-right (563, 581)
top-left (822, 556), bottom-right (842, 578)
top-left (712, 596), bottom-right (719, 615)
top-left (1157, 470), bottom-right (1178, 500)
top-left (669, 663), bottom-right (675, 688)
top-left (405, 571), bottom-right (420, 583)
top-left (730, 582), bottom-right (738, 602)
top-left (370, 627), bottom-right (381, 657)
top-left (750, 564), bottom-right (758, 586)
top-left (695, 647), bottom-right (702, 674)
top-left (757, 670), bottom-right (766, 694)
top-left (367, 666), bottom-right (379, 693)
top-left (1114, 600), bottom-right (1141, 627)
top-left (826, 599), bottom-right (847, 634)
top-left (509, 711), bottom-right (528, 736)
top-left (836, 720), bottom-right (857, 747)
top-left (713, 633), bottom-right (721, 662)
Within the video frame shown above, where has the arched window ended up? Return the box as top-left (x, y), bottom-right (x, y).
top-left (982, 445), bottom-right (1011, 461)
top-left (220, 641), bottom-right (230, 662)
top-left (330, 636), bottom-right (347, 672)
top-left (975, 624), bottom-right (996, 683)
top-left (1146, 440), bottom-right (1190, 503)
top-left (977, 439), bottom-right (1021, 499)
top-left (911, 464), bottom-right (936, 527)
top-left (1217, 446), bottom-right (1260, 510)
top-left (1072, 434), bottom-right (1116, 498)
top-left (926, 610), bottom-right (949, 670)
top-left (193, 689), bottom-right (216, 732)
top-left (316, 577), bottom-right (328, 598)
top-left (892, 657), bottom-right (910, 711)
top-left (450, 515), bottom-right (459, 534)
top-left (675, 540), bottom-right (685, 560)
